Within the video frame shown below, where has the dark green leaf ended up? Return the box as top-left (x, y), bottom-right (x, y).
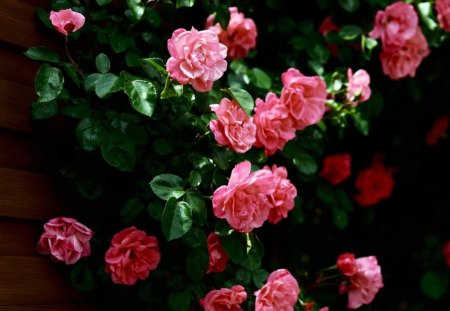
top-left (124, 80), bottom-right (157, 117)
top-left (182, 227), bottom-right (206, 248)
top-left (339, 0), bottom-right (359, 13)
top-left (35, 64), bottom-right (64, 102)
top-left (95, 53), bottom-right (110, 74)
top-left (24, 46), bottom-right (59, 63)
top-left (228, 87), bottom-right (254, 116)
top-left (150, 174), bottom-right (185, 200)
top-left (120, 198), bottom-right (145, 223)
top-left (176, 0), bottom-right (195, 8)
top-left (335, 189), bottom-right (354, 212)
top-left (147, 200), bottom-right (164, 221)
top-left (162, 198), bottom-right (193, 241)
top-left (251, 68), bottom-right (272, 89)
top-left (221, 232), bottom-right (246, 264)
top-left (168, 290), bottom-right (191, 311)
top-left (353, 112), bottom-right (369, 136)
top-left (185, 248), bottom-right (208, 281)
top-left (110, 33), bottom-right (135, 53)
top-left (215, 4), bottom-right (230, 29)
top-left (185, 189), bottom-right (207, 225)
top-left (252, 269), bottom-right (269, 288)
top-left (100, 130), bottom-right (136, 171)
top-left (84, 73), bottom-right (102, 92)
top-left (35, 8), bottom-right (52, 29)
top-left (95, 73), bottom-right (123, 98)
top-left (188, 170), bottom-right (202, 188)
top-left (127, 0), bottom-right (145, 20)
top-left (76, 117), bottom-right (107, 151)
top-left (70, 263), bottom-right (95, 292)
top-left (421, 271), bottom-right (448, 300)
top-left (214, 220), bottom-right (234, 236)
top-left (293, 152), bottom-right (318, 175)
top-left (142, 58), bottom-right (168, 75)
top-left (30, 100), bottom-right (58, 120)
top-left (61, 62), bottom-right (81, 88)
top-left (96, 0), bottom-right (112, 5)
top-left (332, 207), bottom-right (349, 229)
top-left (339, 25), bottom-right (362, 41)
top-left (143, 8), bottom-right (161, 27)
top-left (241, 233), bottom-right (264, 270)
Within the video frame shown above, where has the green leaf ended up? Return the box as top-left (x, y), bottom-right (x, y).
top-left (124, 80), bottom-right (157, 117)
top-left (221, 232), bottom-right (246, 264)
top-left (100, 130), bottom-right (136, 171)
top-left (61, 62), bottom-right (81, 88)
top-left (147, 200), bottom-right (164, 221)
top-left (142, 57), bottom-right (168, 76)
top-left (95, 53), bottom-right (110, 74)
top-left (110, 33), bottom-right (135, 53)
top-left (70, 263), bottom-right (95, 292)
top-left (30, 100), bottom-right (58, 120)
top-left (24, 46), bottom-right (59, 63)
top-left (252, 269), bottom-right (269, 288)
top-left (95, 73), bottom-right (122, 98)
top-left (339, 25), bottom-right (362, 41)
top-left (241, 233), bottom-right (264, 270)
top-left (120, 198), bottom-right (145, 223)
top-left (176, 0), bottom-right (195, 8)
top-left (293, 152), bottom-right (318, 175)
top-left (182, 227), bottom-right (206, 248)
top-left (76, 117), bottom-right (107, 151)
top-left (35, 8), bottom-right (52, 29)
top-left (96, 0), bottom-right (112, 5)
top-left (251, 68), bottom-right (272, 89)
top-left (62, 99), bottom-right (90, 119)
top-left (127, 0), bottom-right (145, 20)
top-left (339, 0), bottom-right (359, 13)
top-left (84, 73), bottom-right (102, 91)
top-left (188, 170), bottom-right (202, 188)
top-left (168, 290), bottom-right (191, 311)
top-left (361, 35), bottom-right (378, 60)
top-left (143, 8), bottom-right (161, 27)
top-left (332, 207), bottom-right (349, 229)
top-left (353, 112), bottom-right (369, 136)
top-left (215, 4), bottom-right (231, 29)
top-left (150, 174), bottom-right (185, 200)
top-left (335, 189), bottom-right (354, 212)
top-left (185, 248), bottom-right (208, 281)
top-left (162, 198), bottom-right (193, 241)
top-left (418, 2), bottom-right (438, 31)
top-left (35, 64), bottom-right (64, 102)
top-left (228, 87), bottom-right (254, 116)
top-left (421, 271), bottom-right (448, 300)
top-left (185, 189), bottom-right (207, 225)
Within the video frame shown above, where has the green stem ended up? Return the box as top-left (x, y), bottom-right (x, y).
top-left (65, 36), bottom-right (83, 77)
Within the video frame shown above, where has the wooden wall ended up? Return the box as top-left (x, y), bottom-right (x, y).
top-left (0, 1), bottom-right (93, 310)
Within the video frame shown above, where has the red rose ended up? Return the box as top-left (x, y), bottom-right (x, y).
top-left (319, 153), bottom-right (352, 185)
top-left (426, 115), bottom-right (449, 145)
top-left (337, 253), bottom-right (357, 276)
top-left (206, 233), bottom-right (230, 274)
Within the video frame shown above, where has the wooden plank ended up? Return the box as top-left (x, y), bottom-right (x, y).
top-left (0, 256), bottom-right (86, 305)
top-left (0, 46), bottom-right (39, 87)
top-left (0, 0), bottom-right (56, 49)
top-left (0, 219), bottom-right (40, 256)
top-left (0, 305), bottom-right (95, 311)
top-left (18, 0), bottom-right (51, 8)
top-left (0, 78), bottom-right (34, 132)
top-left (0, 167), bottom-right (63, 220)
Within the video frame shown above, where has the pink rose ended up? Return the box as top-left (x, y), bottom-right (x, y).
top-left (347, 68), bottom-right (371, 105)
top-left (49, 9), bottom-right (85, 36)
top-left (255, 269), bottom-right (300, 311)
top-left (264, 165), bottom-right (297, 224)
top-left (105, 227), bottom-right (160, 286)
top-left (206, 232), bottom-right (230, 274)
top-left (281, 68), bottom-right (327, 130)
top-left (319, 308), bottom-right (329, 311)
top-left (200, 285), bottom-right (247, 311)
top-left (426, 115), bottom-right (449, 145)
top-left (205, 7), bottom-right (257, 59)
top-left (369, 1), bottom-right (418, 50)
top-left (36, 217), bottom-right (94, 265)
top-left (212, 161), bottom-right (275, 233)
top-left (380, 27), bottom-right (430, 80)
top-left (210, 98), bottom-right (256, 153)
top-left (436, 0), bottom-right (450, 32)
top-left (319, 153), bottom-right (352, 186)
top-left (344, 256), bottom-right (384, 309)
top-left (166, 27), bottom-right (227, 92)
top-left (253, 92), bottom-right (297, 156)
top-left (337, 253), bottom-right (357, 277)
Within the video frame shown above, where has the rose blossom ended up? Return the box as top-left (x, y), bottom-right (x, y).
top-left (436, 0), bottom-right (450, 32)
top-left (264, 165), bottom-right (297, 224)
top-left (337, 253), bottom-right (357, 276)
top-left (379, 27), bottom-right (430, 80)
top-left (443, 240), bottom-right (450, 267)
top-left (105, 227), bottom-right (160, 285)
top-left (319, 153), bottom-right (352, 186)
top-left (212, 161), bottom-right (275, 233)
top-left (166, 27), bottom-right (227, 92)
top-left (36, 217), bottom-right (94, 265)
top-left (426, 115), bottom-right (449, 145)
top-left (253, 92), bottom-right (297, 156)
top-left (209, 98), bottom-right (256, 153)
top-left (255, 269), bottom-right (300, 311)
top-left (206, 232), bottom-right (230, 274)
top-left (281, 68), bottom-right (327, 130)
top-left (200, 285), bottom-right (247, 311)
top-left (205, 7), bottom-right (257, 59)
top-left (341, 256), bottom-right (384, 309)
top-left (49, 9), bottom-right (85, 36)
top-left (319, 16), bottom-right (339, 37)
top-left (369, 1), bottom-right (418, 49)
top-left (347, 69), bottom-right (371, 105)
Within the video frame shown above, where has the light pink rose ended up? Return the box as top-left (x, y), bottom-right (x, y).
top-left (166, 27), bottom-right (227, 92)
top-left (212, 161), bottom-right (275, 233)
top-left (49, 9), bottom-right (85, 36)
top-left (36, 217), bottom-right (94, 265)
top-left (210, 98), bottom-right (256, 153)
top-left (380, 27), bottom-right (430, 80)
top-left (255, 269), bottom-right (300, 311)
top-left (369, 1), bottom-right (418, 50)
top-left (436, 0), bottom-right (450, 32)
top-left (105, 227), bottom-right (160, 286)
top-left (281, 68), bottom-right (327, 130)
top-left (253, 92), bottom-right (297, 156)
top-left (346, 256), bottom-right (384, 309)
top-left (347, 68), bottom-right (371, 105)
top-left (206, 232), bottom-right (230, 274)
top-left (200, 285), bottom-right (247, 311)
top-left (264, 165), bottom-right (297, 224)
top-left (205, 7), bottom-right (257, 59)
top-left (319, 308), bottom-right (329, 311)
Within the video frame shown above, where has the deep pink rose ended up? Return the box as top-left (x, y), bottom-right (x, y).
top-left (337, 253), bottom-right (357, 277)
top-left (206, 233), bottom-right (230, 274)
top-left (205, 7), bottom-right (257, 59)
top-left (354, 159), bottom-right (395, 207)
top-left (264, 165), bottom-right (297, 224)
top-left (253, 92), bottom-right (297, 156)
top-left (49, 9), bottom-right (85, 36)
top-left (345, 256), bottom-right (384, 309)
top-left (36, 217), bottom-right (94, 265)
top-left (166, 27), bottom-right (227, 92)
top-left (255, 269), bottom-right (300, 311)
top-left (200, 285), bottom-right (247, 311)
top-left (212, 161), bottom-right (275, 233)
top-left (436, 0), bottom-right (450, 32)
top-left (380, 27), bottom-right (429, 80)
top-left (281, 68), bottom-right (327, 130)
top-left (319, 153), bottom-right (352, 186)
top-left (105, 227), bottom-right (160, 286)
top-left (210, 98), bottom-right (256, 153)
top-left (347, 68), bottom-right (371, 105)
top-left (369, 1), bottom-right (418, 50)
top-left (426, 115), bottom-right (449, 145)
top-left (443, 241), bottom-right (450, 267)
top-left (319, 308), bottom-right (329, 311)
